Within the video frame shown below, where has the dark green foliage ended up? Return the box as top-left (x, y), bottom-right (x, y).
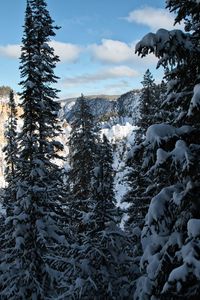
top-left (123, 70), bottom-right (163, 232)
top-left (134, 1), bottom-right (200, 299)
top-left (65, 134), bottom-right (132, 299)
top-left (0, 1), bottom-right (67, 299)
top-left (3, 90), bottom-right (18, 214)
top-left (68, 94), bottom-right (98, 234)
top-left (138, 70), bottom-right (157, 133)
top-left (123, 146), bottom-right (149, 232)
top-left (137, 70), bottom-right (166, 143)
top-left (93, 135), bottom-right (119, 229)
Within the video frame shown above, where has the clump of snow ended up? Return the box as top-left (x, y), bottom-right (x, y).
top-left (172, 189), bottom-right (185, 206)
top-left (188, 83), bottom-right (200, 116)
top-left (136, 28), bottom-right (193, 58)
top-left (146, 186), bottom-right (174, 225)
top-left (152, 139), bottom-right (193, 173)
top-left (187, 219), bottom-right (200, 238)
top-left (165, 264), bottom-right (188, 286)
top-left (136, 32), bottom-right (157, 51)
top-left (156, 148), bottom-right (169, 165)
top-left (176, 125), bottom-right (193, 135)
top-left (144, 184), bottom-right (185, 236)
top-left (146, 252), bottom-right (160, 280)
top-left (144, 123), bottom-right (193, 148)
top-left (171, 140), bottom-right (192, 170)
top-left (145, 123), bottom-right (177, 147)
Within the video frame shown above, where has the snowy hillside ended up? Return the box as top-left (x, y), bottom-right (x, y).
top-left (59, 90), bottom-right (140, 123)
top-left (58, 90), bottom-right (140, 208)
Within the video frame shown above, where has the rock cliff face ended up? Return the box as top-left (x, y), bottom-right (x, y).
top-left (0, 103), bottom-right (9, 186)
top-left (59, 90), bottom-right (140, 124)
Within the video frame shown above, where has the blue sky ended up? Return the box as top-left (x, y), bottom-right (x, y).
top-left (0, 0), bottom-right (180, 98)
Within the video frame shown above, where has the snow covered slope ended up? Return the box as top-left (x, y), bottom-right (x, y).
top-left (59, 90), bottom-right (140, 124)
top-left (0, 89), bottom-right (140, 201)
top-left (58, 90), bottom-right (140, 208)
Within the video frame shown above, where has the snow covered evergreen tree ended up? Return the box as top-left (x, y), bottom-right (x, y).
top-left (120, 71), bottom-right (167, 292)
top-left (134, 1), bottom-right (200, 299)
top-left (137, 69), bottom-right (158, 141)
top-left (0, 1), bottom-right (68, 299)
top-left (123, 70), bottom-right (160, 232)
top-left (123, 146), bottom-right (148, 232)
top-left (3, 90), bottom-right (18, 214)
top-left (63, 134), bottom-right (132, 299)
top-left (93, 134), bottom-right (118, 229)
top-left (68, 94), bottom-right (98, 234)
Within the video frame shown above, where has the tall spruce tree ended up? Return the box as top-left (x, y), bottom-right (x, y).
top-left (3, 90), bottom-right (18, 214)
top-left (68, 94), bottom-right (98, 234)
top-left (123, 70), bottom-right (160, 232)
top-left (0, 1), bottom-right (67, 299)
top-left (134, 1), bottom-right (200, 299)
top-left (121, 72), bottom-right (162, 292)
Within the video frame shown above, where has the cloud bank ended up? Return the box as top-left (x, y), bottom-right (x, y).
top-left (89, 38), bottom-right (157, 65)
top-left (0, 41), bottom-right (82, 63)
top-left (0, 44), bottom-right (21, 59)
top-left (0, 38), bottom-right (158, 66)
top-left (89, 39), bottom-right (135, 64)
top-left (124, 6), bottom-right (183, 31)
top-left (62, 66), bottom-right (138, 88)
top-left (50, 40), bottom-right (82, 63)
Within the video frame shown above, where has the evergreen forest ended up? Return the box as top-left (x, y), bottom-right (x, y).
top-left (0, 0), bottom-right (200, 299)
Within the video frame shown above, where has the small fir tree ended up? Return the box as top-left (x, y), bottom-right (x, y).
top-left (137, 69), bottom-right (158, 142)
top-left (3, 90), bottom-right (18, 214)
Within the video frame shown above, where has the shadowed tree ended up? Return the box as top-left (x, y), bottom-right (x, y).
top-left (3, 90), bottom-right (18, 215)
top-left (0, 1), bottom-right (69, 299)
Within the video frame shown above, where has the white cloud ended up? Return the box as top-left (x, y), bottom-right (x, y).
top-left (0, 38), bottom-right (157, 66)
top-left (89, 39), bottom-right (135, 64)
top-left (88, 38), bottom-right (157, 65)
top-left (0, 44), bottom-right (21, 59)
top-left (62, 66), bottom-right (139, 88)
top-left (99, 80), bottom-right (131, 95)
top-left (124, 6), bottom-right (183, 31)
top-left (50, 40), bottom-right (82, 63)
top-left (60, 80), bottom-right (132, 99)
top-left (0, 40), bottom-right (82, 63)
top-left (104, 66), bottom-right (138, 77)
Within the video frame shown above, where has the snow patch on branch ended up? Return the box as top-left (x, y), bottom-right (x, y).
top-left (188, 83), bottom-right (200, 116)
top-left (144, 123), bottom-right (193, 147)
top-left (187, 219), bottom-right (200, 238)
